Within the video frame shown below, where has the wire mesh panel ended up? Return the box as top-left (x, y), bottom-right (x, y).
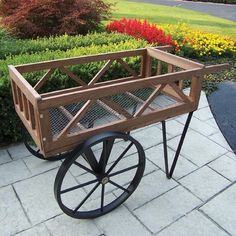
top-left (48, 85), bottom-right (178, 140)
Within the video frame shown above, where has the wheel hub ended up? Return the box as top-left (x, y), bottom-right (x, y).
top-left (101, 176), bottom-right (109, 184)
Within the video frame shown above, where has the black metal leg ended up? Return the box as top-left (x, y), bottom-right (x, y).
top-left (161, 112), bottom-right (193, 179)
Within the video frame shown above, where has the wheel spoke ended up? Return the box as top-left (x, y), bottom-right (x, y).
top-left (83, 148), bottom-right (99, 172)
top-left (60, 179), bottom-right (98, 194)
top-left (109, 180), bottom-right (130, 193)
top-left (74, 161), bottom-right (98, 177)
top-left (101, 184), bottom-right (105, 212)
top-left (73, 182), bottom-right (100, 213)
top-left (99, 139), bottom-right (115, 173)
top-left (108, 164), bottom-right (139, 177)
top-left (106, 143), bottom-right (133, 175)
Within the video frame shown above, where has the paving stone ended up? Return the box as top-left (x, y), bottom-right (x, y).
top-left (117, 170), bottom-right (178, 211)
top-left (198, 92), bottom-right (209, 109)
top-left (157, 210), bottom-right (228, 236)
top-left (132, 125), bottom-right (168, 149)
top-left (168, 130), bottom-right (228, 167)
top-left (200, 183), bottom-right (236, 236)
top-left (0, 149), bottom-right (11, 165)
top-left (193, 107), bottom-right (213, 121)
top-left (0, 160), bottom-right (31, 187)
top-left (209, 132), bottom-right (232, 151)
top-left (7, 143), bottom-right (31, 160)
top-left (208, 155), bottom-right (236, 182)
top-left (205, 118), bottom-right (220, 130)
top-left (186, 117), bottom-right (218, 137)
top-left (0, 186), bottom-right (30, 235)
top-left (16, 224), bottom-right (50, 236)
top-left (134, 186), bottom-right (201, 234)
top-left (226, 151), bottom-right (236, 160)
top-left (179, 166), bottom-right (230, 201)
top-left (45, 214), bottom-right (102, 236)
top-left (165, 119), bottom-right (185, 138)
top-left (146, 144), bottom-right (198, 179)
top-left (93, 195), bottom-right (151, 236)
top-left (23, 155), bottom-right (61, 176)
top-left (174, 113), bottom-right (188, 124)
top-left (14, 169), bottom-right (86, 225)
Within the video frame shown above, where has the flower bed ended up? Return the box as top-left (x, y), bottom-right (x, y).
top-left (106, 18), bottom-right (176, 48)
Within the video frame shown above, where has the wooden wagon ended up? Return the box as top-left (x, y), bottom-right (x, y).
top-left (9, 46), bottom-right (229, 219)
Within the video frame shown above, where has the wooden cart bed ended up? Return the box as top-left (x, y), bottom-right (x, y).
top-left (8, 46), bottom-right (229, 157)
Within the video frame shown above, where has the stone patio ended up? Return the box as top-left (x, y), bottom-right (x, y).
top-left (0, 91), bottom-right (235, 236)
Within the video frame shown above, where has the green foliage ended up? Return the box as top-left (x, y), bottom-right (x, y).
top-left (0, 35), bottom-right (147, 143)
top-left (0, 32), bottom-right (134, 59)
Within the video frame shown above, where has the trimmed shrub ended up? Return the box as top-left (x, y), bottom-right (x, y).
top-left (0, 32), bottom-right (135, 59)
top-left (0, 37), bottom-right (148, 143)
top-left (0, 0), bottom-right (111, 38)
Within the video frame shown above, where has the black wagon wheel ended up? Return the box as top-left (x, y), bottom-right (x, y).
top-left (22, 126), bottom-right (68, 161)
top-left (54, 132), bottom-right (145, 219)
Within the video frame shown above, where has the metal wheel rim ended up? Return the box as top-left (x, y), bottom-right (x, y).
top-left (54, 132), bottom-right (145, 219)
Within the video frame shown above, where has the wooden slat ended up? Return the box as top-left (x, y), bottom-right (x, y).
top-left (39, 68), bottom-right (205, 109)
top-left (43, 102), bottom-right (194, 156)
top-left (169, 83), bottom-right (191, 104)
top-left (15, 49), bottom-right (146, 73)
top-left (15, 46), bottom-right (173, 74)
top-left (34, 68), bottom-right (55, 91)
top-left (8, 65), bottom-right (41, 106)
top-left (59, 66), bottom-right (87, 86)
top-left (22, 93), bottom-right (29, 120)
top-left (27, 101), bottom-right (36, 129)
top-left (162, 84), bottom-right (184, 103)
top-left (57, 100), bottom-right (94, 139)
top-left (97, 100), bottom-right (125, 120)
top-left (89, 60), bottom-right (113, 86)
top-left (134, 84), bottom-right (166, 117)
top-left (147, 48), bottom-right (205, 69)
top-left (156, 61), bottom-right (162, 75)
top-left (40, 63), bottom-right (230, 110)
top-left (41, 75), bottom-right (142, 98)
top-left (99, 98), bottom-right (132, 119)
top-left (18, 88), bottom-right (23, 111)
top-left (190, 76), bottom-right (203, 109)
top-left (168, 64), bottom-right (174, 73)
top-left (11, 81), bottom-right (18, 105)
top-left (58, 106), bottom-right (86, 130)
top-left (116, 58), bottom-right (138, 77)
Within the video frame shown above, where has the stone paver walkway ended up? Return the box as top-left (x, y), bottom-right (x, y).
top-left (0, 91), bottom-right (236, 236)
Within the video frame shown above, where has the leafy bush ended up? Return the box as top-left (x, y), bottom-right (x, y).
top-left (106, 18), bottom-right (177, 48)
top-left (0, 32), bottom-right (135, 59)
top-left (0, 38), bottom-right (148, 143)
top-left (0, 0), bottom-right (111, 38)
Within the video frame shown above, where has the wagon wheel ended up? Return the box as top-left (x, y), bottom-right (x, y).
top-left (22, 126), bottom-right (68, 161)
top-left (54, 132), bottom-right (145, 219)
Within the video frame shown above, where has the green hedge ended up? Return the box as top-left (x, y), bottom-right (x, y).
top-left (0, 32), bottom-right (134, 59)
top-left (0, 36), bottom-right (147, 143)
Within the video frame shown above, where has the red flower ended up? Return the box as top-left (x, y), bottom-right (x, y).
top-left (106, 18), bottom-right (176, 47)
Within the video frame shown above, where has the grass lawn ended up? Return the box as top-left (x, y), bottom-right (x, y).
top-left (107, 0), bottom-right (236, 38)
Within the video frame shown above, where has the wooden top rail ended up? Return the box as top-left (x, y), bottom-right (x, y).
top-left (38, 63), bottom-right (229, 110)
top-left (15, 46), bottom-right (172, 73)
top-left (147, 48), bottom-right (205, 70)
top-left (15, 46), bottom-right (172, 74)
top-left (8, 65), bottom-right (41, 106)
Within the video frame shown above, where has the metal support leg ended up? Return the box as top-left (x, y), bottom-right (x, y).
top-left (161, 112), bottom-right (193, 179)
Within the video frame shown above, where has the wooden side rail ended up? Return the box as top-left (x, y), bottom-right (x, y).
top-left (15, 46), bottom-right (172, 74)
top-left (38, 64), bottom-right (229, 110)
